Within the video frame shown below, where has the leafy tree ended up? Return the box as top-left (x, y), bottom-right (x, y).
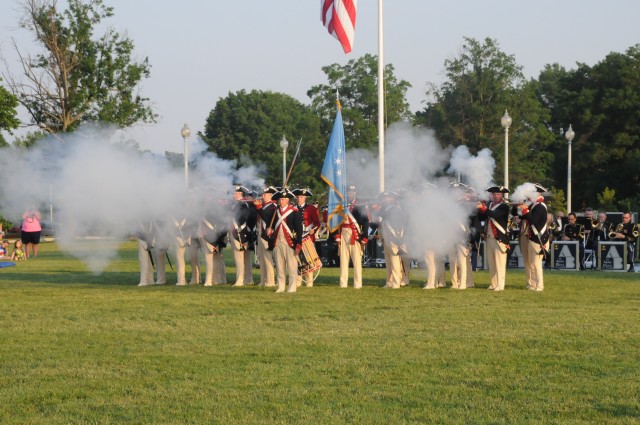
top-left (307, 53), bottom-right (412, 150)
top-left (201, 90), bottom-right (325, 194)
top-left (3, 0), bottom-right (155, 133)
top-left (596, 187), bottom-right (617, 212)
top-left (536, 44), bottom-right (640, 209)
top-left (0, 79), bottom-right (20, 147)
top-left (12, 131), bottom-right (46, 149)
top-left (547, 186), bottom-right (567, 215)
top-left (418, 37), bottom-right (555, 186)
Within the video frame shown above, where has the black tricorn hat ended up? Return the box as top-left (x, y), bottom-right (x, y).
top-left (262, 186), bottom-right (278, 194)
top-left (347, 185), bottom-right (357, 193)
top-left (378, 190), bottom-right (398, 201)
top-left (292, 188), bottom-right (313, 197)
top-left (233, 184), bottom-right (250, 195)
top-left (272, 189), bottom-right (295, 200)
top-left (486, 185), bottom-right (510, 194)
top-left (532, 183), bottom-right (548, 193)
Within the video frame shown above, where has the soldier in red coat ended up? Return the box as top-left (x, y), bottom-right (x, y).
top-left (293, 188), bottom-right (321, 287)
top-left (336, 185), bottom-right (369, 289)
top-left (269, 189), bottom-right (303, 293)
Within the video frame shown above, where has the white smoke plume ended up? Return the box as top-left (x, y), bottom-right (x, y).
top-left (510, 182), bottom-right (539, 204)
top-left (448, 146), bottom-right (496, 201)
top-left (0, 124), bottom-right (265, 273)
top-left (342, 122), bottom-right (497, 257)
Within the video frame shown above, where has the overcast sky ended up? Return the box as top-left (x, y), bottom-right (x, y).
top-left (1, 0), bottom-right (638, 153)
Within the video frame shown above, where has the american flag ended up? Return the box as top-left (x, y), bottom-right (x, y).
top-left (321, 0), bottom-right (357, 54)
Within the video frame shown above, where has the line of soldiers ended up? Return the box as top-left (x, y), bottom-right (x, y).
top-left (136, 182), bottom-right (638, 290)
top-left (135, 184), bottom-right (323, 292)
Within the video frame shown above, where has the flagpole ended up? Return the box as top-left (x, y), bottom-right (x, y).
top-left (377, 0), bottom-right (385, 192)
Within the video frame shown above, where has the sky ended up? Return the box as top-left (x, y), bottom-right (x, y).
top-left (1, 0), bottom-right (639, 154)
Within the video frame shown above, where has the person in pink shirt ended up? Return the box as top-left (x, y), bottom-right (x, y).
top-left (21, 206), bottom-right (42, 258)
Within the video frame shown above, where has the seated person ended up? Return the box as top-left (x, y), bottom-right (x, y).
top-left (11, 240), bottom-right (27, 261)
top-left (562, 212), bottom-right (585, 270)
top-left (0, 240), bottom-right (9, 258)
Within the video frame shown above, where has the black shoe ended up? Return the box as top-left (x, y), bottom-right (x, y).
top-left (628, 267), bottom-right (635, 273)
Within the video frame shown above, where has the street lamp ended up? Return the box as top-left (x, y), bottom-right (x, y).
top-left (501, 110), bottom-right (512, 193)
top-left (279, 135), bottom-right (289, 187)
top-left (181, 123), bottom-right (191, 188)
top-left (565, 124), bottom-right (575, 213)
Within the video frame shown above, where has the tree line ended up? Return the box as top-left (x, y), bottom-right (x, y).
top-left (1, 1), bottom-right (638, 212)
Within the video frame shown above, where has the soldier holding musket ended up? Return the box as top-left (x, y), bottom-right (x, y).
top-left (477, 186), bottom-right (510, 291)
top-left (253, 186), bottom-right (278, 287)
top-left (379, 190), bottom-right (405, 289)
top-left (229, 184), bottom-right (254, 286)
top-left (269, 188), bottom-right (304, 293)
top-left (516, 183), bottom-right (550, 291)
top-left (335, 185), bottom-right (369, 289)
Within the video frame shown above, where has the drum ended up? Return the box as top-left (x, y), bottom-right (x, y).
top-left (298, 237), bottom-right (322, 274)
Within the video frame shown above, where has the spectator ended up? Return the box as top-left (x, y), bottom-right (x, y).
top-left (11, 240), bottom-right (26, 261)
top-left (21, 206), bottom-right (42, 258)
top-left (0, 240), bottom-right (9, 258)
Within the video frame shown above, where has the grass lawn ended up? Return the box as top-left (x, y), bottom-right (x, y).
top-left (1, 240), bottom-right (639, 424)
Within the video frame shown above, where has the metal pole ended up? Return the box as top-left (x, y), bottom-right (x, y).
top-left (504, 126), bottom-right (509, 195)
top-left (567, 140), bottom-right (572, 213)
top-left (377, 0), bottom-right (385, 193)
top-left (184, 137), bottom-right (189, 189)
top-left (282, 148), bottom-right (286, 187)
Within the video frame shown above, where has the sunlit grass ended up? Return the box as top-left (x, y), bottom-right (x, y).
top-left (1, 240), bottom-right (639, 424)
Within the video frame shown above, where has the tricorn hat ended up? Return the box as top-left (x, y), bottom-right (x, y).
top-left (378, 190), bottom-right (398, 201)
top-left (486, 185), bottom-right (510, 194)
top-left (532, 183), bottom-right (547, 193)
top-left (347, 185), bottom-right (357, 193)
top-left (292, 188), bottom-right (313, 197)
top-left (262, 186), bottom-right (278, 194)
top-left (272, 188), bottom-right (295, 200)
top-left (233, 184), bottom-right (250, 195)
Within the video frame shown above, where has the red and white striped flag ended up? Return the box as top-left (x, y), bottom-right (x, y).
top-left (321, 0), bottom-right (357, 54)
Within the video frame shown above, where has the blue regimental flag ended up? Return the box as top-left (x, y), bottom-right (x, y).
top-left (321, 100), bottom-right (347, 232)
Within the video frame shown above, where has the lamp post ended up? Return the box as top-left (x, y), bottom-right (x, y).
top-left (279, 135), bottom-right (289, 187)
top-left (565, 124), bottom-right (575, 213)
top-left (501, 110), bottom-right (512, 193)
top-left (181, 123), bottom-right (191, 188)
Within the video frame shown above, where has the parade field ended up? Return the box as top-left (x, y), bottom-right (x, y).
top-left (1, 240), bottom-right (639, 424)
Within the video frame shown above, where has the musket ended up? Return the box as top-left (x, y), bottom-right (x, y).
top-left (267, 137), bottom-right (303, 232)
top-left (284, 137), bottom-right (303, 186)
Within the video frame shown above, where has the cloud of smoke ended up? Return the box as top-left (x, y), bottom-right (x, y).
top-left (0, 124), bottom-right (265, 273)
top-left (341, 122), bottom-right (497, 257)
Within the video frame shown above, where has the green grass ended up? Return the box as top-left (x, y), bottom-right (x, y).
top-left (1, 240), bottom-right (639, 424)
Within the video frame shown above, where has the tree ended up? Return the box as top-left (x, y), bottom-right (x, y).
top-left (3, 0), bottom-right (155, 133)
top-left (201, 90), bottom-right (325, 194)
top-left (536, 45), bottom-right (640, 209)
top-left (418, 37), bottom-right (555, 186)
top-left (12, 131), bottom-right (46, 149)
top-left (0, 79), bottom-right (20, 147)
top-left (307, 53), bottom-right (412, 150)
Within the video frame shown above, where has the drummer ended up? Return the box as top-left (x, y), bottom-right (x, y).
top-left (293, 188), bottom-right (321, 287)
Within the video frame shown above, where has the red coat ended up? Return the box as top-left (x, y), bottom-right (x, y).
top-left (298, 203), bottom-right (321, 242)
